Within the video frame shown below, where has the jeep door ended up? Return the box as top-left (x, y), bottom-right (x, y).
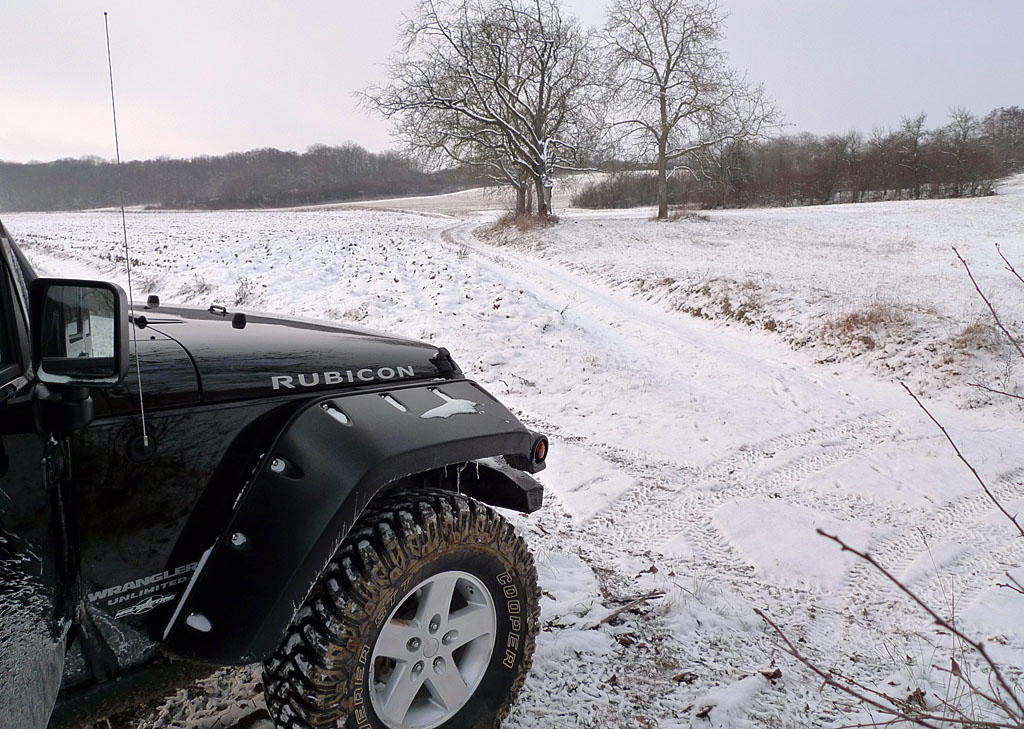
top-left (0, 225), bottom-right (65, 729)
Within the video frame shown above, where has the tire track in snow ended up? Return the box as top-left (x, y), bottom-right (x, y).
top-left (841, 468), bottom-right (1024, 613)
top-left (444, 215), bottom-right (1024, 724)
top-left (524, 411), bottom-right (894, 574)
top-left (439, 218), bottom-right (911, 725)
top-left (698, 413), bottom-right (889, 482)
top-left (781, 467), bottom-right (1024, 697)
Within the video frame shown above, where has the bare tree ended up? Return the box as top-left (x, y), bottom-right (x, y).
top-left (897, 112), bottom-right (928, 199)
top-left (936, 108), bottom-right (997, 198)
top-left (602, 0), bottom-right (776, 218)
top-left (807, 132), bottom-right (857, 204)
top-left (693, 135), bottom-right (751, 207)
top-left (363, 0), bottom-right (599, 216)
top-left (981, 106), bottom-right (1024, 172)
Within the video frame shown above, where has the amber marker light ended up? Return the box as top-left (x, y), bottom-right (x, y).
top-left (532, 437), bottom-right (549, 464)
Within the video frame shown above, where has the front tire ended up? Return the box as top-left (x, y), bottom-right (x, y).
top-left (264, 489), bottom-right (539, 729)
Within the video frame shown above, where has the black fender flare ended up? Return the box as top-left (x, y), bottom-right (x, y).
top-left (160, 379), bottom-right (544, 664)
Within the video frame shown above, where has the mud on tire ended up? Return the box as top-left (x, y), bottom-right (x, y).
top-left (263, 489), bottom-right (540, 729)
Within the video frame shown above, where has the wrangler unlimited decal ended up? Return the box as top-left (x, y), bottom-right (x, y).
top-left (87, 562), bottom-right (198, 612)
top-left (271, 366), bottom-right (417, 390)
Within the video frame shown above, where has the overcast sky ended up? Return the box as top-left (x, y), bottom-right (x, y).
top-left (1, 0), bottom-right (1021, 163)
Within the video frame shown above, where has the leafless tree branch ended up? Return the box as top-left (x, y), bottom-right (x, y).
top-left (815, 529), bottom-right (1024, 721)
top-left (755, 608), bottom-right (953, 729)
top-left (996, 244), bottom-right (1024, 287)
top-left (952, 246), bottom-right (1024, 361)
top-left (967, 382), bottom-right (1024, 402)
top-left (997, 572), bottom-right (1024, 596)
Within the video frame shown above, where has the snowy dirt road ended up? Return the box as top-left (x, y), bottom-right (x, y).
top-left (7, 191), bottom-right (1024, 728)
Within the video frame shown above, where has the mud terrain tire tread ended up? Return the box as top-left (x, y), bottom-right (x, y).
top-left (263, 488), bottom-right (539, 729)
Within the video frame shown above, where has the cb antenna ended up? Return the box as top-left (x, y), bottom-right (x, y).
top-left (104, 11), bottom-right (148, 447)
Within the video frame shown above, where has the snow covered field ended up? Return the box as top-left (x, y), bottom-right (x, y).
top-left (473, 175), bottom-right (1024, 410)
top-left (6, 177), bottom-right (1024, 728)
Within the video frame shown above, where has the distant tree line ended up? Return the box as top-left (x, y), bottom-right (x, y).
top-left (0, 143), bottom-right (484, 212)
top-left (365, 0), bottom-right (1022, 218)
top-left (573, 106), bottom-right (1024, 210)
top-left (6, 0), bottom-right (1019, 219)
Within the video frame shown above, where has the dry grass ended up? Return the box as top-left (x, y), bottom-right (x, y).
top-left (668, 277), bottom-right (768, 328)
top-left (949, 319), bottom-right (1002, 354)
top-left (825, 298), bottom-right (910, 350)
top-left (176, 273), bottom-right (212, 299)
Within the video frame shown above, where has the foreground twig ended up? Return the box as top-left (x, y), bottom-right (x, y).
top-left (933, 660), bottom-right (1019, 723)
top-left (755, 608), bottom-right (951, 729)
top-left (901, 382), bottom-right (1024, 539)
top-left (953, 246), bottom-right (1024, 360)
top-left (757, 247), bottom-right (1024, 729)
top-left (997, 572), bottom-right (1024, 596)
top-left (996, 243), bottom-right (1024, 287)
top-left (816, 529), bottom-right (1024, 721)
top-left (758, 580), bottom-right (1022, 727)
top-left (590, 590), bottom-right (665, 628)
top-left (967, 382), bottom-right (1024, 402)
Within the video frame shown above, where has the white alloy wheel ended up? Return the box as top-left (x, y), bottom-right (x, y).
top-left (263, 491), bottom-right (539, 729)
top-left (369, 570), bottom-right (497, 729)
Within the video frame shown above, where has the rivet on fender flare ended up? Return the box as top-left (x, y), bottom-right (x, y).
top-left (186, 613), bottom-right (213, 632)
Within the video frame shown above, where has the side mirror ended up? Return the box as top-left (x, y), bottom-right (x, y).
top-left (29, 278), bottom-right (129, 389)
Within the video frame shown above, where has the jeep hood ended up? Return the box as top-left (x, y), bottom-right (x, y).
top-left (142, 306), bottom-right (450, 404)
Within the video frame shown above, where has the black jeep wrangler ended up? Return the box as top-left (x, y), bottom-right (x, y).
top-left (0, 219), bottom-right (547, 729)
